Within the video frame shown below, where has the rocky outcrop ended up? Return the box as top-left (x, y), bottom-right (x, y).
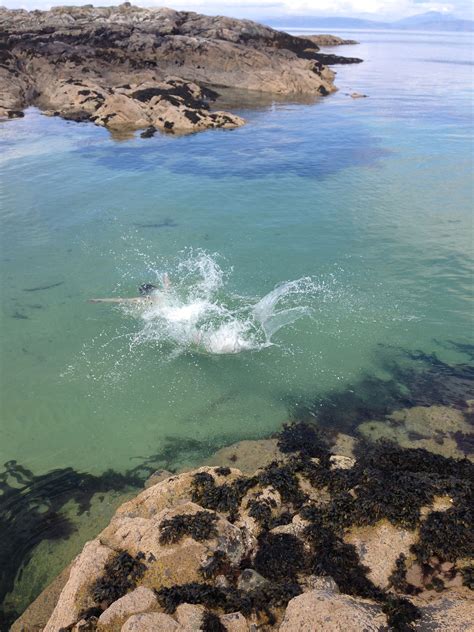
top-left (0, 4), bottom-right (362, 134)
top-left (17, 419), bottom-right (472, 632)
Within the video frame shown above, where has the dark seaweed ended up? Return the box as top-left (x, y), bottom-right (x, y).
top-left (155, 580), bottom-right (301, 620)
top-left (257, 459), bottom-right (307, 507)
top-left (382, 596), bottom-right (421, 632)
top-left (460, 565), bottom-right (474, 590)
top-left (200, 550), bottom-right (232, 580)
top-left (215, 467), bottom-right (231, 476)
top-left (191, 472), bottom-right (257, 522)
top-left (159, 510), bottom-right (218, 544)
top-left (22, 281), bottom-right (64, 292)
top-left (91, 550), bottom-right (146, 607)
top-left (278, 421), bottom-right (330, 459)
top-left (247, 497), bottom-right (275, 528)
top-left (411, 505), bottom-right (474, 564)
top-left (388, 554), bottom-right (420, 595)
top-left (253, 533), bottom-right (307, 581)
top-left (201, 610), bottom-right (227, 632)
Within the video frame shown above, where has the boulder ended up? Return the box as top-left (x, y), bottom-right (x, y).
top-left (121, 612), bottom-right (181, 631)
top-left (220, 612), bottom-right (249, 632)
top-left (279, 589), bottom-right (387, 631)
top-left (43, 540), bottom-right (113, 632)
top-left (98, 587), bottom-right (158, 627)
top-left (344, 520), bottom-right (418, 589)
top-left (417, 596), bottom-right (474, 631)
top-left (174, 603), bottom-right (205, 629)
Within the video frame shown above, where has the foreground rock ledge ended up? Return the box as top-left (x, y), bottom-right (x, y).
top-left (13, 424), bottom-right (473, 631)
top-left (0, 3), bottom-right (362, 134)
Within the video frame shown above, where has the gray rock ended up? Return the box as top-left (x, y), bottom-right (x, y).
top-left (237, 569), bottom-right (268, 592)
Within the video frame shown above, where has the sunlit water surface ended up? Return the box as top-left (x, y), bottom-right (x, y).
top-left (0, 30), bottom-right (473, 621)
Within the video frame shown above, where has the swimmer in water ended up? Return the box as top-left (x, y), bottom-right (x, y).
top-left (88, 273), bottom-right (170, 304)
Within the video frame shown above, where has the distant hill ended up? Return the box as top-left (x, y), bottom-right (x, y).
top-left (392, 11), bottom-right (474, 31)
top-left (267, 11), bottom-right (474, 32)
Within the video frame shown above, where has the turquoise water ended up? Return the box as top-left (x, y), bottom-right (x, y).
top-left (0, 29), bottom-right (473, 619)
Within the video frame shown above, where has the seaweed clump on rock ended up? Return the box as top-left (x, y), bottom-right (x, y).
top-left (155, 580), bottom-right (301, 622)
top-left (191, 471), bottom-right (257, 522)
top-left (253, 533), bottom-right (307, 581)
top-left (411, 505), bottom-right (473, 564)
top-left (201, 609), bottom-right (227, 632)
top-left (91, 550), bottom-right (146, 608)
top-left (159, 510), bottom-right (219, 544)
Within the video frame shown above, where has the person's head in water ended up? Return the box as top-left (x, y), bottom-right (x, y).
top-left (139, 283), bottom-right (157, 296)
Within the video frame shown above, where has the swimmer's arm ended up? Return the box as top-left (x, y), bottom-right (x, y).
top-left (88, 297), bottom-right (146, 304)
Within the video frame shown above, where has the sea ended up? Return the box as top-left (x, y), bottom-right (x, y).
top-left (0, 29), bottom-right (473, 623)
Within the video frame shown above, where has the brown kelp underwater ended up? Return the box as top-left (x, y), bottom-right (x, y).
top-left (0, 344), bottom-right (473, 629)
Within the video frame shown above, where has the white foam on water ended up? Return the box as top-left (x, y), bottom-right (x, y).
top-left (121, 251), bottom-right (324, 356)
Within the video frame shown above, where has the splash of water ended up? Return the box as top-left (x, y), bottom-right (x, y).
top-left (121, 251), bottom-right (321, 355)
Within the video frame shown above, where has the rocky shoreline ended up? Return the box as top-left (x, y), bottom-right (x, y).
top-left (12, 415), bottom-right (473, 632)
top-left (0, 4), bottom-right (362, 135)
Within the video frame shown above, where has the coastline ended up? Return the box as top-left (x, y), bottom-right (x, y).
top-left (11, 402), bottom-right (474, 632)
top-left (10, 404), bottom-right (474, 631)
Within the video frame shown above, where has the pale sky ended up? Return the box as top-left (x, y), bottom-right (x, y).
top-left (3, 0), bottom-right (473, 21)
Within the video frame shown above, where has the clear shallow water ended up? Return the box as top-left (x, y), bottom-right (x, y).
top-left (0, 30), bottom-right (473, 619)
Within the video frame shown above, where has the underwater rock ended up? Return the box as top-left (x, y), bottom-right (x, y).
top-left (358, 405), bottom-right (474, 461)
top-left (279, 588), bottom-right (387, 631)
top-left (144, 469), bottom-right (173, 489)
top-left (237, 569), bottom-right (268, 592)
top-left (206, 439), bottom-right (284, 475)
top-left (10, 564), bottom-right (72, 632)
